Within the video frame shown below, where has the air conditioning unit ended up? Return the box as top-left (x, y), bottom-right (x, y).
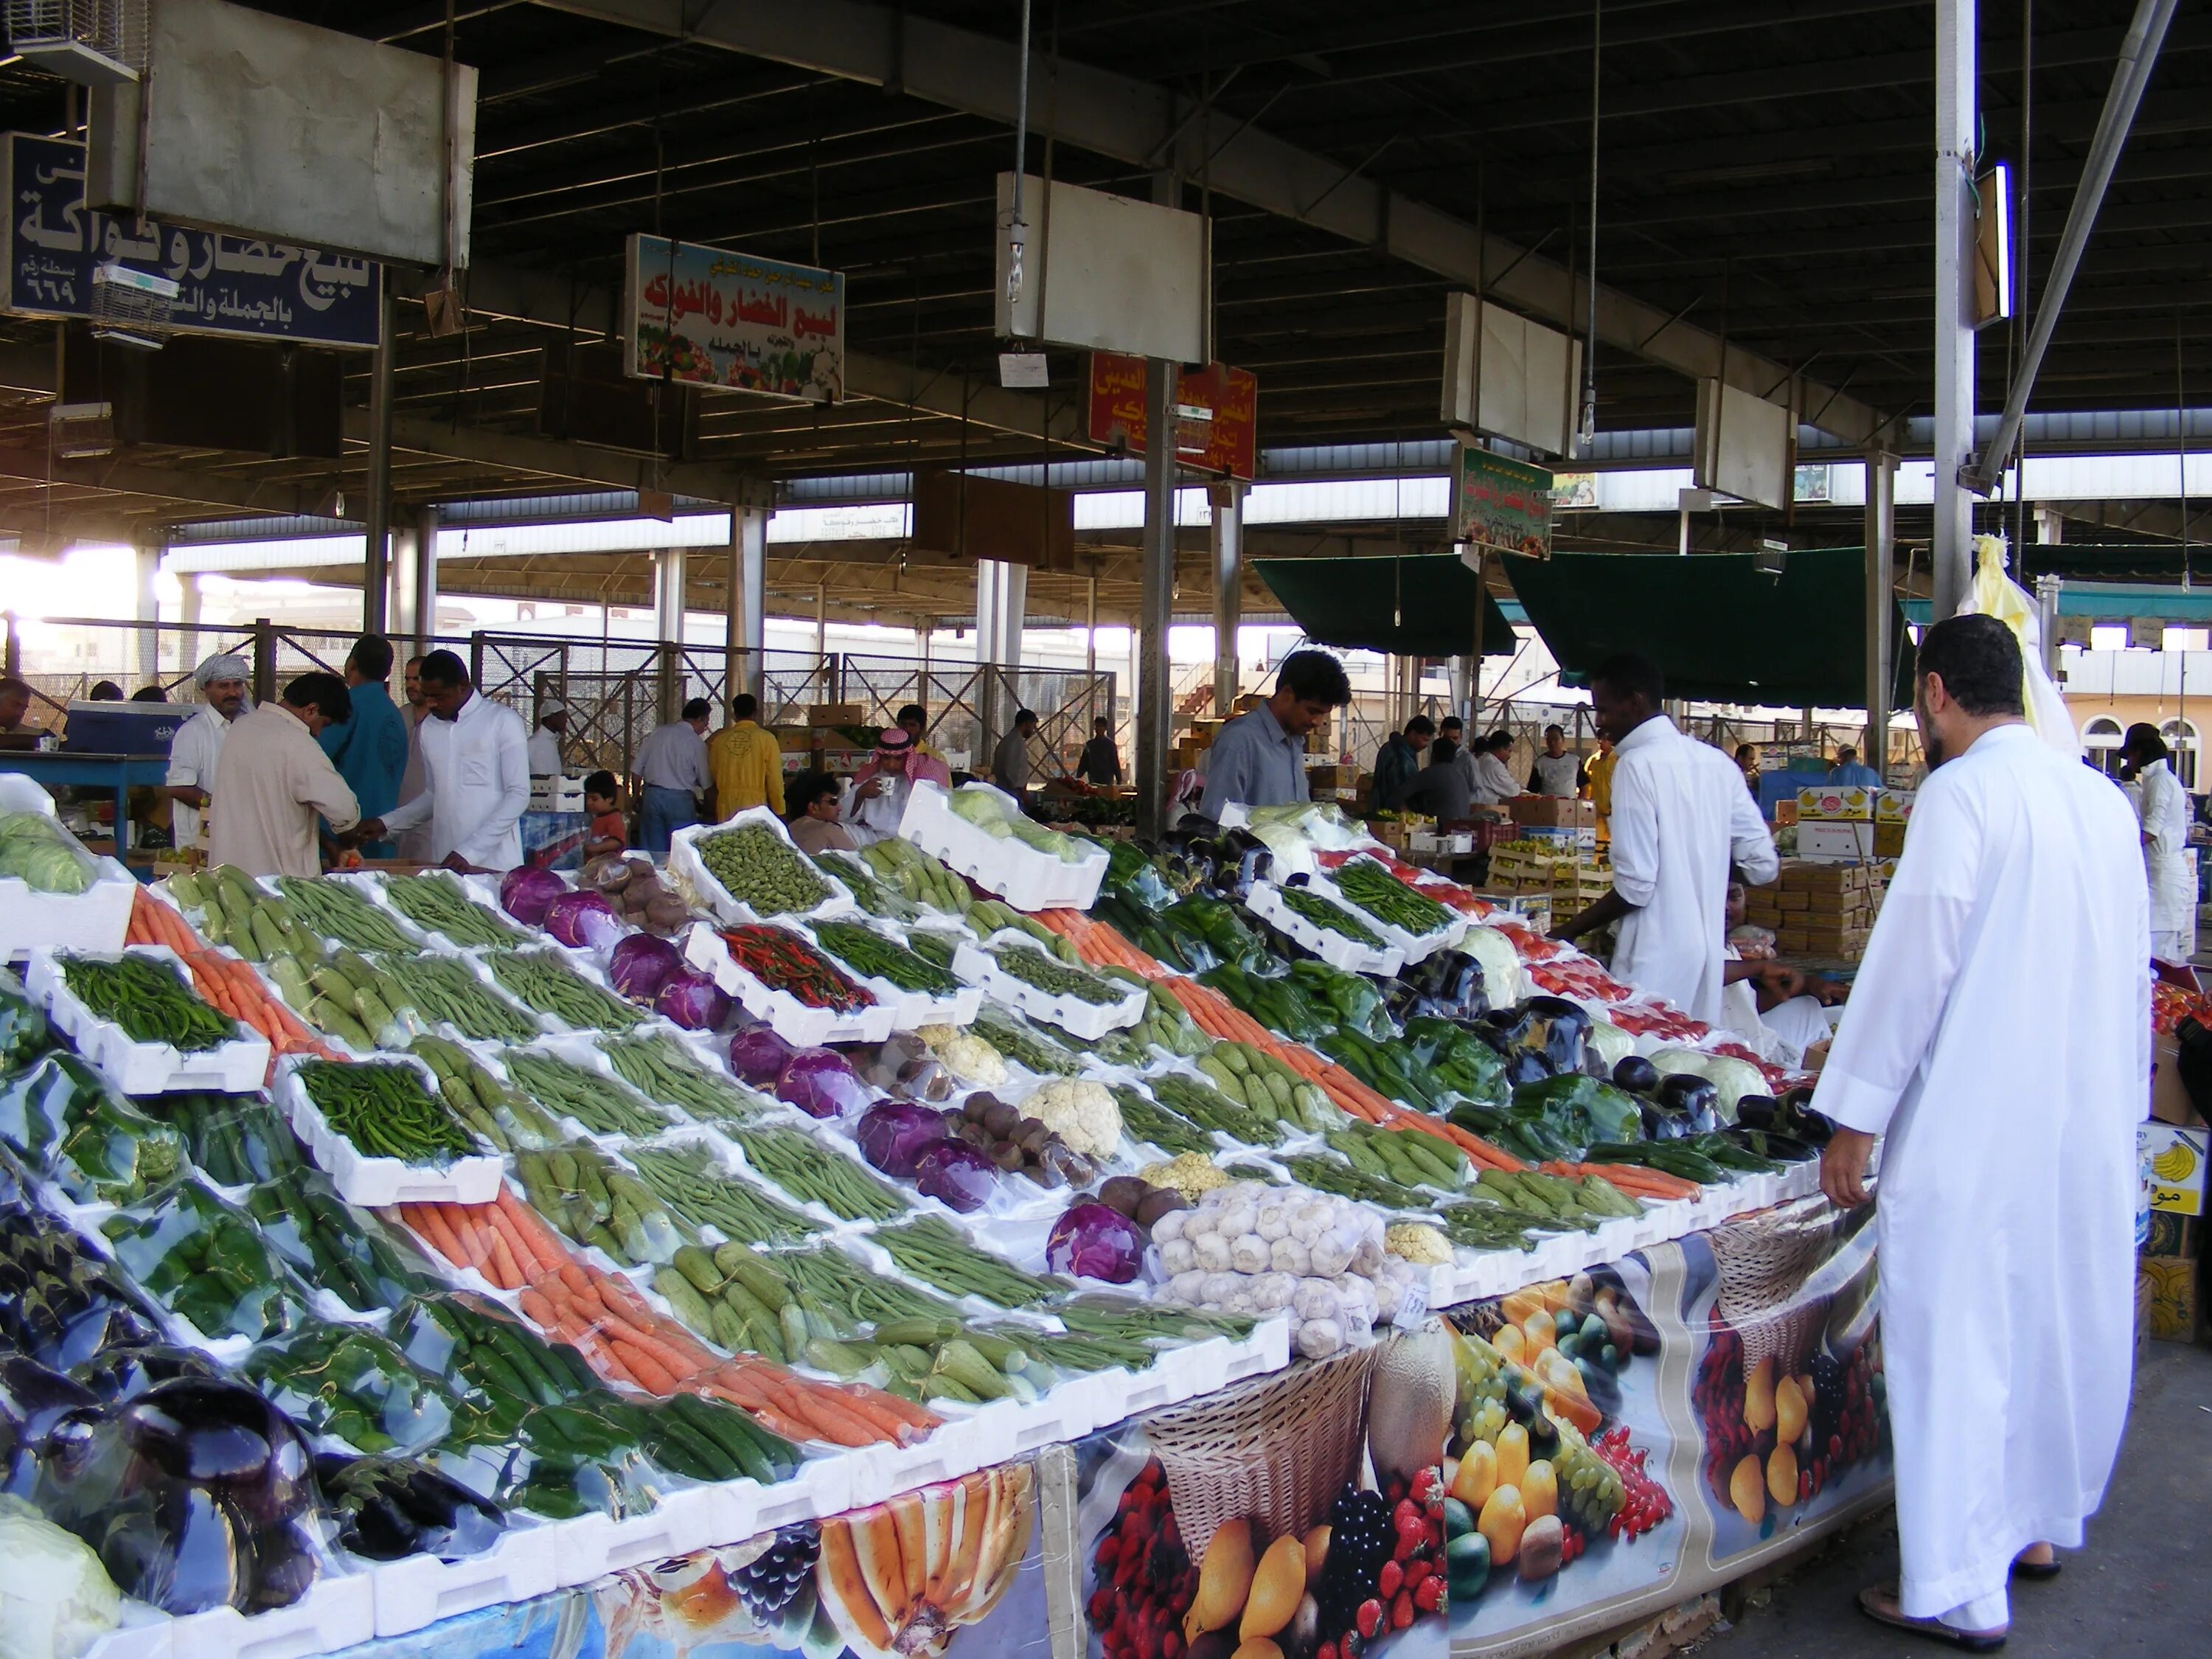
top-left (4, 1), bottom-right (146, 84)
top-left (88, 261), bottom-right (178, 350)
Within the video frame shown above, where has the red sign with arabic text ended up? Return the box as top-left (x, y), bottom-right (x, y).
top-left (1085, 352), bottom-right (1258, 479)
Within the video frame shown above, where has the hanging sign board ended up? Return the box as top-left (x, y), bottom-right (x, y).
top-left (1, 133), bottom-right (380, 347)
top-left (1455, 444), bottom-right (1555, 558)
top-left (995, 173), bottom-right (1208, 364)
top-left (1085, 352), bottom-right (1258, 479)
top-left (623, 233), bottom-right (844, 403)
top-left (1441, 293), bottom-right (1582, 458)
top-left (1694, 378), bottom-right (1792, 510)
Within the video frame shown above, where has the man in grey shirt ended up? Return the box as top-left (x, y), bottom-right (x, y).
top-left (1199, 650), bottom-right (1354, 821)
top-left (635, 698), bottom-right (712, 851)
top-left (993, 708), bottom-right (1041, 793)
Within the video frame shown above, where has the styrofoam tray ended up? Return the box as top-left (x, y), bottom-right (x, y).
top-left (952, 931), bottom-right (1147, 1040)
top-left (897, 781), bottom-right (1109, 912)
top-left (79, 1606), bottom-right (173, 1659)
top-left (670, 806), bottom-right (859, 928)
top-left (1314, 859), bottom-right (1471, 965)
top-left (274, 1052), bottom-right (504, 1207)
top-left (27, 945), bottom-right (271, 1094)
top-left (0, 773), bottom-right (138, 961)
top-left (801, 916), bottom-right (985, 1032)
top-left (369, 1525), bottom-right (560, 1638)
top-left (682, 921), bottom-right (895, 1046)
top-left (167, 1571), bottom-right (375, 1659)
top-left (1245, 881), bottom-right (1405, 977)
top-left (549, 1482), bottom-right (732, 1590)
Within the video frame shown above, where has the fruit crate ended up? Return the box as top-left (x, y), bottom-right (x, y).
top-left (950, 929), bottom-right (1148, 1040)
top-left (671, 806), bottom-right (858, 928)
top-left (682, 920), bottom-right (894, 1047)
top-left (26, 945), bottom-right (271, 1095)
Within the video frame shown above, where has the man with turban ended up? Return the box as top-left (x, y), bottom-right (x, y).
top-left (839, 727), bottom-right (917, 847)
top-left (162, 653), bottom-right (252, 854)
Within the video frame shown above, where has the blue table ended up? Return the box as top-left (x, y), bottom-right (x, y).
top-left (0, 751), bottom-right (172, 860)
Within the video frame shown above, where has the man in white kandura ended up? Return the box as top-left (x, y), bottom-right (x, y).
top-left (2118, 722), bottom-right (2196, 961)
top-left (161, 653), bottom-right (252, 852)
top-left (1551, 652), bottom-right (1777, 1023)
top-left (1817, 614), bottom-right (2148, 1652)
top-left (355, 651), bottom-right (532, 872)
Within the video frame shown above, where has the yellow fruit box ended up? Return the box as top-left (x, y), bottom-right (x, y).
top-left (1796, 785), bottom-right (1877, 821)
top-left (2142, 1123), bottom-right (2209, 1216)
top-left (1876, 790), bottom-right (1914, 822)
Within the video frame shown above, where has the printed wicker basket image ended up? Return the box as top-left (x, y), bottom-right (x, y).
top-left (1710, 1204), bottom-right (1837, 1374)
top-left (1144, 1344), bottom-right (1377, 1549)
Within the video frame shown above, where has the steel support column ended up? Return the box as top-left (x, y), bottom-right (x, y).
top-left (1135, 358), bottom-right (1179, 840)
top-left (653, 546), bottom-right (688, 725)
top-left (726, 506), bottom-right (767, 708)
top-left (413, 506), bottom-right (439, 653)
top-left (975, 558), bottom-right (1029, 763)
top-left (132, 532), bottom-right (160, 685)
top-left (1933, 0), bottom-right (1978, 619)
top-left (178, 574), bottom-right (201, 672)
top-left (1863, 452), bottom-right (1898, 776)
top-left (1211, 482), bottom-right (1245, 717)
top-left (363, 288), bottom-right (394, 636)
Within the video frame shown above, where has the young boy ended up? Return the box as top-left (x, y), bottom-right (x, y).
top-left (583, 771), bottom-right (627, 860)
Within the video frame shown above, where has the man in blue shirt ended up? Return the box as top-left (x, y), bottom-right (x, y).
top-left (319, 634), bottom-right (410, 858)
top-left (1199, 649), bottom-right (1354, 821)
top-left (1826, 744), bottom-right (1882, 788)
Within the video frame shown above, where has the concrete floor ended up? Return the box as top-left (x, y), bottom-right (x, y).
top-left (1694, 1339), bottom-right (2212, 1655)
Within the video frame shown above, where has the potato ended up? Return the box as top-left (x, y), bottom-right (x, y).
top-left (1516, 1514), bottom-right (1564, 1582)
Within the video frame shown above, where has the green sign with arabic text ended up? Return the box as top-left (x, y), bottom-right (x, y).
top-left (1455, 445), bottom-right (1555, 558)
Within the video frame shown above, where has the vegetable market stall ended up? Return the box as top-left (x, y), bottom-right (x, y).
top-left (0, 778), bottom-right (1885, 1659)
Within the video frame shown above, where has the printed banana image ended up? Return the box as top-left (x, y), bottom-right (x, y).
top-left (816, 1464), bottom-right (1036, 1659)
top-left (2152, 1141), bottom-right (2199, 1183)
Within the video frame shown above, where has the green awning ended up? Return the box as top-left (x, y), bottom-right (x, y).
top-left (1505, 549), bottom-right (1913, 708)
top-left (1253, 553), bottom-right (1518, 658)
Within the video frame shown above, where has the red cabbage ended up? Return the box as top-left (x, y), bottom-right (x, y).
top-left (655, 967), bottom-right (731, 1031)
top-left (728, 1023), bottom-right (794, 1085)
top-left (913, 1140), bottom-right (997, 1211)
top-left (501, 866), bottom-right (567, 925)
top-left (544, 888), bottom-right (625, 953)
top-left (776, 1047), bottom-right (873, 1120)
top-left (857, 1102), bottom-right (953, 1178)
top-left (609, 933), bottom-right (684, 1003)
top-left (1046, 1203), bottom-right (1146, 1282)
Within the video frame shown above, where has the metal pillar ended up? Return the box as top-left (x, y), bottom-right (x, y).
top-left (1135, 358), bottom-right (1179, 840)
top-left (1932, 0), bottom-right (1978, 619)
top-left (178, 574), bottom-right (202, 673)
top-left (653, 546), bottom-right (688, 725)
top-left (1085, 575), bottom-right (1098, 685)
top-left (975, 558), bottom-right (1029, 761)
top-left (412, 506), bottom-right (439, 651)
top-left (132, 532), bottom-right (160, 685)
top-left (1211, 482), bottom-right (1245, 716)
top-left (2034, 574), bottom-right (2064, 680)
top-left (1863, 452), bottom-right (1898, 773)
top-left (362, 288), bottom-right (394, 635)
top-left (725, 506), bottom-right (766, 707)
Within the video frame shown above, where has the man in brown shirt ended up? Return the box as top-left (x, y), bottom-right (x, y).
top-left (208, 673), bottom-right (363, 877)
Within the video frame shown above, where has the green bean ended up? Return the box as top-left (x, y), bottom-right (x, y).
top-left (379, 953), bottom-right (542, 1042)
top-left (274, 877), bottom-right (419, 952)
top-left (809, 920), bottom-right (959, 994)
top-left (1106, 1085), bottom-right (1214, 1157)
top-left (988, 942), bottom-right (1124, 1005)
top-left (726, 1126), bottom-right (908, 1221)
top-left (1282, 1152), bottom-right (1433, 1212)
top-left (380, 872), bottom-right (524, 947)
top-left (484, 950), bottom-right (645, 1032)
top-left (1149, 1073), bottom-right (1284, 1147)
top-left (1332, 858), bottom-right (1455, 936)
top-left (871, 1217), bottom-right (1064, 1308)
top-left (773, 1242), bottom-right (961, 1329)
top-left (599, 1032), bottom-right (766, 1123)
top-left (501, 1049), bottom-right (672, 1138)
top-left (1273, 883), bottom-right (1385, 945)
top-left (625, 1143), bottom-right (821, 1245)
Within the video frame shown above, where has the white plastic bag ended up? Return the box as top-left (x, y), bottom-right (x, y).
top-left (1955, 535), bottom-right (2081, 759)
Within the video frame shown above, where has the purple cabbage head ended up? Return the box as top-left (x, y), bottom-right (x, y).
top-left (856, 1102), bottom-right (953, 1178)
top-left (655, 967), bottom-right (732, 1031)
top-left (776, 1047), bottom-right (874, 1120)
top-left (1046, 1203), bottom-right (1146, 1283)
top-left (728, 1022), bottom-right (795, 1086)
top-left (913, 1140), bottom-right (997, 1212)
top-left (500, 866), bottom-right (567, 926)
top-left (608, 933), bottom-right (684, 1003)
top-left (544, 888), bottom-right (625, 953)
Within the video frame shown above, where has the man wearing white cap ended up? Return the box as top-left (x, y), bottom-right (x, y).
top-left (839, 727), bottom-right (917, 847)
top-left (162, 653), bottom-right (252, 853)
top-left (526, 703), bottom-right (568, 777)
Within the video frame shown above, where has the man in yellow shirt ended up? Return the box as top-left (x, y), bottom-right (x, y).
top-left (1585, 736), bottom-right (1617, 841)
top-left (708, 692), bottom-right (784, 818)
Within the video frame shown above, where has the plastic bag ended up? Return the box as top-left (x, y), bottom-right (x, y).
top-left (242, 1174), bottom-right (442, 1316)
top-left (1960, 534), bottom-right (2081, 759)
top-left (243, 1323), bottom-right (459, 1455)
top-left (100, 1178), bottom-right (315, 1343)
top-left (0, 1053), bottom-right (187, 1206)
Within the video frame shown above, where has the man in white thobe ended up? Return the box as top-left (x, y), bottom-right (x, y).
top-left (840, 727), bottom-right (916, 847)
top-left (162, 653), bottom-right (252, 853)
top-left (1553, 653), bottom-right (1777, 1023)
top-left (1469, 731), bottom-right (1521, 806)
top-left (526, 703), bottom-right (568, 777)
top-left (2120, 723), bottom-right (2196, 961)
top-left (1818, 614), bottom-right (2148, 1649)
top-left (357, 651), bottom-right (532, 872)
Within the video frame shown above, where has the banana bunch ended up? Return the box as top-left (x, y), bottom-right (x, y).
top-left (816, 1464), bottom-right (1035, 1659)
top-left (1325, 1121), bottom-right (1469, 1189)
top-left (860, 838), bottom-right (975, 919)
top-left (1194, 1040), bottom-right (1339, 1131)
top-left (2152, 1139), bottom-right (2199, 1183)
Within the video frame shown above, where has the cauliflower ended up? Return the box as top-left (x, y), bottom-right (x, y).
top-left (0, 1495), bottom-right (120, 1659)
top-left (918, 1024), bottom-right (1007, 1085)
top-left (1385, 1222), bottom-right (1452, 1265)
top-left (1143, 1152), bottom-right (1228, 1200)
top-left (1022, 1078), bottom-right (1120, 1157)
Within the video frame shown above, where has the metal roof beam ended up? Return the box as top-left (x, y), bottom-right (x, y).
top-left (532, 0), bottom-right (1895, 448)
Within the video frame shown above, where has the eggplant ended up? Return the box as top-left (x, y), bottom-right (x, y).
top-left (1502, 1048), bottom-right (1555, 1087)
top-left (1612, 1055), bottom-right (1661, 1095)
top-left (122, 1378), bottom-right (316, 1530)
top-left (1658, 1072), bottom-right (1720, 1133)
top-left (316, 1453), bottom-right (504, 1562)
top-left (1733, 1093), bottom-right (1779, 1130)
top-left (1, 1355), bottom-right (102, 1444)
top-left (1520, 995), bottom-right (1593, 1074)
top-left (1641, 1102), bottom-right (1693, 1141)
top-left (1479, 1006), bottom-right (1535, 1048)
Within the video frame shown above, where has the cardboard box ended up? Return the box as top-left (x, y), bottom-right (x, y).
top-left (2138, 1265), bottom-right (2156, 1363)
top-left (2152, 1034), bottom-right (2207, 1125)
top-left (1779, 858), bottom-right (1871, 890)
top-left (1873, 821), bottom-right (1907, 858)
top-left (2141, 1254), bottom-right (2200, 1341)
top-left (1797, 785), bottom-right (1877, 821)
top-left (2145, 1211), bottom-right (2201, 1259)
top-left (1510, 796), bottom-right (1597, 829)
top-left (1876, 789), bottom-right (1915, 822)
top-left (1772, 799), bottom-right (1799, 826)
top-left (806, 703), bottom-right (865, 726)
top-left (1798, 821), bottom-right (1876, 861)
top-left (2142, 1122), bottom-right (2210, 1215)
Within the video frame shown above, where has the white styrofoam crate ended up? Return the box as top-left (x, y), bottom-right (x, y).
top-left (951, 931), bottom-right (1147, 1040)
top-left (0, 773), bottom-right (138, 961)
top-left (369, 1525), bottom-right (560, 1638)
top-left (26, 945), bottom-right (271, 1094)
top-left (550, 1481), bottom-right (731, 1590)
top-left (897, 781), bottom-right (1108, 912)
top-left (681, 922), bottom-right (895, 1046)
top-left (167, 1571), bottom-right (374, 1659)
top-left (274, 1052), bottom-right (504, 1207)
top-left (1314, 859), bottom-right (1471, 965)
top-left (842, 1413), bottom-right (998, 1512)
top-left (1245, 881), bottom-right (1405, 977)
top-left (79, 1607), bottom-right (173, 1659)
top-left (799, 915), bottom-right (986, 1032)
top-left (670, 806), bottom-right (858, 928)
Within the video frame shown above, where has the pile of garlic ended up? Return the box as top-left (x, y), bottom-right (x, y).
top-left (1150, 1180), bottom-right (1419, 1359)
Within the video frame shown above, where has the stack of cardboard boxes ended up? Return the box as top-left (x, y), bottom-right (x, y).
top-left (2142, 1030), bottom-right (2210, 1343)
top-left (1794, 783), bottom-right (1911, 876)
top-left (1746, 860), bottom-right (1882, 959)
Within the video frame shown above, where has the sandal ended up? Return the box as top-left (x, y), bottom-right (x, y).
top-left (2011, 1554), bottom-right (2061, 1582)
top-left (1856, 1586), bottom-right (2008, 1652)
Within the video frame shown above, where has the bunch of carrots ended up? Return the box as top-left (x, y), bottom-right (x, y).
top-left (1032, 909), bottom-right (1169, 979)
top-left (394, 1185), bottom-right (934, 1450)
top-left (1540, 1159), bottom-right (1701, 1203)
top-left (127, 888), bottom-right (339, 1066)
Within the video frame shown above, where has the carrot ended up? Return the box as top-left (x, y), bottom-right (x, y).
top-left (484, 1206), bottom-right (550, 1281)
top-left (483, 1228), bottom-right (523, 1290)
top-left (493, 1186), bottom-right (572, 1269)
top-left (609, 1338), bottom-right (681, 1395)
top-left (518, 1287), bottom-right (560, 1328)
top-left (406, 1202), bottom-right (470, 1266)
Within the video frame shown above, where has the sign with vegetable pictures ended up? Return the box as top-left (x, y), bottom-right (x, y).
top-left (625, 232), bottom-right (845, 403)
top-left (2, 133), bottom-right (381, 347)
top-left (1088, 352), bottom-right (1259, 479)
top-left (1453, 448), bottom-right (1554, 560)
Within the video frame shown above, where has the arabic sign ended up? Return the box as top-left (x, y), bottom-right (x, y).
top-left (2, 133), bottom-right (380, 347)
top-left (1455, 444), bottom-right (1555, 558)
top-left (624, 232), bottom-right (844, 403)
top-left (1085, 351), bottom-right (1258, 479)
